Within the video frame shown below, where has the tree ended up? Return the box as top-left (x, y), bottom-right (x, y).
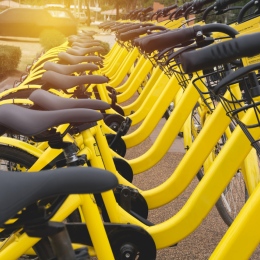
top-left (99, 0), bottom-right (140, 19)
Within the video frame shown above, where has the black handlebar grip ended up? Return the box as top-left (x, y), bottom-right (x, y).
top-left (139, 27), bottom-right (196, 53)
top-left (138, 23), bottom-right (238, 53)
top-left (118, 27), bottom-right (151, 41)
top-left (133, 30), bottom-right (169, 47)
top-left (118, 26), bottom-right (166, 41)
top-left (117, 23), bottom-right (154, 34)
top-left (116, 24), bottom-right (141, 34)
top-left (180, 33), bottom-right (260, 73)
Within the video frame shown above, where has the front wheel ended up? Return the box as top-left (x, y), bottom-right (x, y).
top-left (191, 105), bottom-right (248, 226)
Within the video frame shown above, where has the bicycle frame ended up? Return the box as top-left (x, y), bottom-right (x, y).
top-left (210, 177), bottom-right (260, 259)
top-left (0, 193), bottom-right (115, 259)
top-left (1, 70), bottom-right (258, 202)
top-left (1, 87), bottom-right (259, 254)
top-left (2, 10), bottom-right (260, 258)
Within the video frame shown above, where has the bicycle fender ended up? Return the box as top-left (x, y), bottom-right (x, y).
top-left (0, 136), bottom-right (43, 158)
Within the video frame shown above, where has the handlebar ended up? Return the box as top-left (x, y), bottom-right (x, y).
top-left (237, 0), bottom-right (255, 24)
top-left (202, 0), bottom-right (244, 20)
top-left (192, 0), bottom-right (216, 11)
top-left (130, 7), bottom-right (153, 20)
top-left (174, 1), bottom-right (194, 20)
top-left (116, 23), bottom-right (154, 35)
top-left (133, 30), bottom-right (169, 47)
top-left (202, 4), bottom-right (215, 21)
top-left (142, 6), bottom-right (154, 14)
top-left (213, 63), bottom-right (260, 95)
top-left (168, 9), bottom-right (178, 20)
top-left (151, 9), bottom-right (162, 20)
top-left (184, 0), bottom-right (215, 19)
top-left (180, 32), bottom-right (260, 74)
top-left (162, 4), bottom-right (178, 16)
top-left (110, 23), bottom-right (131, 32)
top-left (138, 23), bottom-right (238, 53)
top-left (118, 26), bottom-right (167, 42)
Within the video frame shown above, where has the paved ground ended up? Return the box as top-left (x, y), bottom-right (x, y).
top-left (0, 30), bottom-right (259, 259)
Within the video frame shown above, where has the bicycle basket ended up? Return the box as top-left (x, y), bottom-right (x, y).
top-left (156, 50), bottom-right (192, 89)
top-left (210, 62), bottom-right (260, 154)
top-left (191, 64), bottom-right (233, 112)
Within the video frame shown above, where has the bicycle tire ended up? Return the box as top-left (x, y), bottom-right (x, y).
top-left (0, 145), bottom-right (39, 171)
top-left (191, 104), bottom-right (248, 226)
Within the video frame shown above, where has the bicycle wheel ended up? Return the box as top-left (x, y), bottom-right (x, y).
top-left (191, 104), bottom-right (248, 226)
top-left (0, 145), bottom-right (39, 171)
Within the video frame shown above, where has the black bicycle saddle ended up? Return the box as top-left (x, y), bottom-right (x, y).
top-left (0, 166), bottom-right (118, 225)
top-left (29, 89), bottom-right (110, 111)
top-left (67, 46), bottom-right (106, 56)
top-left (0, 104), bottom-right (103, 136)
top-left (41, 70), bottom-right (108, 91)
top-left (43, 61), bottom-right (99, 75)
top-left (58, 52), bottom-right (103, 65)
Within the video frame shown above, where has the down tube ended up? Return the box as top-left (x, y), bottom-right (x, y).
top-left (141, 95), bottom-right (231, 208)
top-left (123, 74), bottom-right (180, 148)
top-left (147, 108), bottom-right (260, 249)
top-left (210, 181), bottom-right (260, 259)
top-left (127, 74), bottom-right (202, 174)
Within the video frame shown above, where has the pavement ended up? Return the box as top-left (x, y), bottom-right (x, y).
top-left (0, 32), bottom-right (259, 259)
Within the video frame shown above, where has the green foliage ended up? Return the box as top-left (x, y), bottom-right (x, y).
top-left (0, 45), bottom-right (21, 76)
top-left (39, 29), bottom-right (67, 51)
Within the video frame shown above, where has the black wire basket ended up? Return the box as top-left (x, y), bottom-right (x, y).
top-left (144, 50), bottom-right (163, 68)
top-left (116, 37), bottom-right (134, 52)
top-left (205, 62), bottom-right (260, 154)
top-left (191, 64), bottom-right (233, 112)
top-left (156, 49), bottom-right (192, 89)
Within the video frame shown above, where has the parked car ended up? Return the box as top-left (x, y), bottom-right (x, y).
top-left (0, 7), bottom-right (77, 38)
top-left (44, 4), bottom-right (76, 21)
top-left (76, 12), bottom-right (87, 23)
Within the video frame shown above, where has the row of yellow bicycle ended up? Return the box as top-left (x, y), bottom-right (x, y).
top-left (0, 0), bottom-right (260, 259)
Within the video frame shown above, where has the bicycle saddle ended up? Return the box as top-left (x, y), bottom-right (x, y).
top-left (0, 104), bottom-right (103, 136)
top-left (41, 71), bottom-right (108, 91)
top-left (29, 89), bottom-right (110, 111)
top-left (67, 46), bottom-right (106, 56)
top-left (0, 167), bottom-right (118, 226)
top-left (43, 61), bottom-right (99, 75)
top-left (72, 41), bottom-right (102, 48)
top-left (58, 52), bottom-right (103, 65)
